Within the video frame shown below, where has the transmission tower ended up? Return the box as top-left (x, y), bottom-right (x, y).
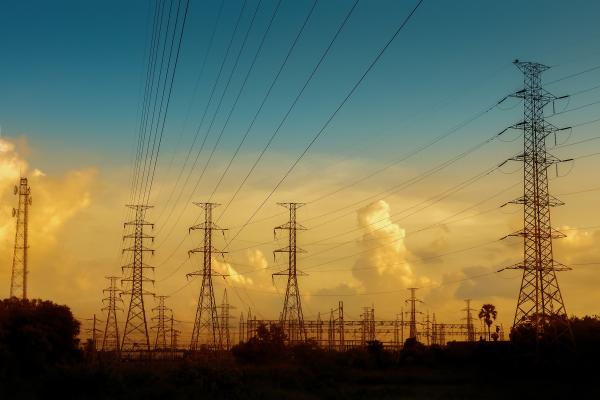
top-left (101, 276), bottom-right (123, 352)
top-left (152, 295), bottom-right (171, 350)
top-left (361, 306), bottom-right (375, 344)
top-left (405, 288), bottom-right (423, 339)
top-left (272, 202), bottom-right (307, 342)
top-left (463, 299), bottom-right (476, 342)
top-left (239, 313), bottom-right (245, 344)
top-left (218, 288), bottom-right (235, 350)
top-left (188, 202), bottom-right (227, 351)
top-left (10, 177), bottom-right (31, 299)
top-left (169, 314), bottom-right (181, 355)
top-left (424, 311), bottom-right (431, 345)
top-left (121, 204), bottom-right (155, 352)
top-left (84, 314), bottom-right (102, 352)
top-left (506, 60), bottom-right (572, 342)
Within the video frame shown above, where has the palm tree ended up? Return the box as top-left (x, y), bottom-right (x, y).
top-left (478, 304), bottom-right (498, 341)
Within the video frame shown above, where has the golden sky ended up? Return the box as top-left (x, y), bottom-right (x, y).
top-left (1, 133), bottom-right (599, 343)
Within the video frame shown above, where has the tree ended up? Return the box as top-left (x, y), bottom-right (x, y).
top-left (0, 298), bottom-right (80, 373)
top-left (231, 322), bottom-right (287, 363)
top-left (478, 304), bottom-right (497, 341)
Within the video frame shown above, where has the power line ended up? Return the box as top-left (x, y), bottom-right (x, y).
top-left (143, 0), bottom-right (191, 206)
top-left (156, 0), bottom-right (276, 244)
top-left (213, 0), bottom-right (362, 225)
top-left (134, 0), bottom-right (177, 204)
top-left (154, 0), bottom-right (250, 230)
top-left (546, 63), bottom-right (600, 85)
top-left (303, 126), bottom-right (511, 231)
top-left (223, 0), bottom-right (425, 250)
top-left (206, 0), bottom-right (319, 205)
top-left (151, 0), bottom-right (226, 206)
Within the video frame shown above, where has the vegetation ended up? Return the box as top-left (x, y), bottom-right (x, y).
top-left (478, 304), bottom-right (497, 341)
top-left (0, 297), bottom-right (81, 377)
top-left (2, 299), bottom-right (600, 398)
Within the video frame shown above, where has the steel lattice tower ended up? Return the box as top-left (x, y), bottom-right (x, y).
top-left (84, 314), bottom-right (102, 352)
top-left (424, 311), bottom-right (431, 345)
top-left (361, 306), bottom-right (375, 344)
top-left (169, 314), bottom-right (181, 353)
top-left (152, 295), bottom-right (171, 350)
top-left (101, 276), bottom-right (123, 352)
top-left (188, 202), bottom-right (227, 351)
top-left (273, 202), bottom-right (307, 342)
top-left (218, 288), bottom-right (235, 350)
top-left (10, 177), bottom-right (31, 299)
top-left (405, 288), bottom-right (423, 339)
top-left (507, 60), bottom-right (572, 341)
top-left (463, 299), bottom-right (476, 342)
top-left (121, 204), bottom-right (155, 352)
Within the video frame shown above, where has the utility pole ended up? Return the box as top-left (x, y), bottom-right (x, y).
top-left (431, 313), bottom-right (438, 346)
top-left (400, 306), bottom-right (404, 344)
top-left (506, 60), bottom-right (573, 343)
top-left (101, 276), bottom-right (123, 353)
top-left (463, 299), bottom-right (476, 342)
top-left (121, 204), bottom-right (155, 353)
top-left (405, 288), bottom-right (423, 340)
top-left (393, 314), bottom-right (398, 348)
top-left (188, 202), bottom-right (227, 351)
top-left (152, 295), bottom-right (171, 350)
top-left (272, 203), bottom-right (307, 343)
top-left (317, 312), bottom-right (323, 346)
top-left (338, 300), bottom-right (345, 350)
top-left (10, 177), bottom-right (31, 299)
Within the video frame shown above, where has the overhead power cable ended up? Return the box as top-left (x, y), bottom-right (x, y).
top-left (223, 0), bottom-right (425, 250)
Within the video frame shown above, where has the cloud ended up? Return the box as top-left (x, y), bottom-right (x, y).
top-left (313, 282), bottom-right (360, 297)
top-left (453, 265), bottom-right (518, 300)
top-left (351, 200), bottom-right (430, 292)
top-left (247, 248), bottom-right (269, 271)
top-left (213, 257), bottom-right (254, 287)
top-left (0, 136), bottom-right (98, 300)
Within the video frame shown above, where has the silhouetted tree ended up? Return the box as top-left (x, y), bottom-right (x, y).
top-left (0, 298), bottom-right (80, 374)
top-left (232, 322), bottom-right (287, 363)
top-left (478, 304), bottom-right (497, 341)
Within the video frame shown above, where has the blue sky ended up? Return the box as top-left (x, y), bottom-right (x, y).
top-left (2, 0), bottom-right (600, 175)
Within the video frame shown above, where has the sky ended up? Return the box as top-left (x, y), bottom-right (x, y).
top-left (1, 0), bottom-right (600, 344)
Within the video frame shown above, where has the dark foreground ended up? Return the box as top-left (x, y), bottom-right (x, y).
top-left (1, 346), bottom-right (597, 400)
top-left (2, 299), bottom-right (598, 399)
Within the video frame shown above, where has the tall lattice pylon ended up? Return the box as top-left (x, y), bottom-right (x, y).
top-left (121, 204), bottom-right (155, 352)
top-left (218, 288), bottom-right (235, 350)
top-left (152, 295), bottom-right (171, 350)
top-left (405, 288), bottom-right (423, 339)
top-left (169, 314), bottom-right (181, 354)
top-left (84, 314), bottom-right (102, 352)
top-left (506, 60), bottom-right (572, 342)
top-left (101, 276), bottom-right (123, 352)
top-left (188, 202), bottom-right (227, 351)
top-left (463, 299), bottom-right (476, 342)
top-left (272, 202), bottom-right (307, 343)
top-left (10, 177), bottom-right (32, 299)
